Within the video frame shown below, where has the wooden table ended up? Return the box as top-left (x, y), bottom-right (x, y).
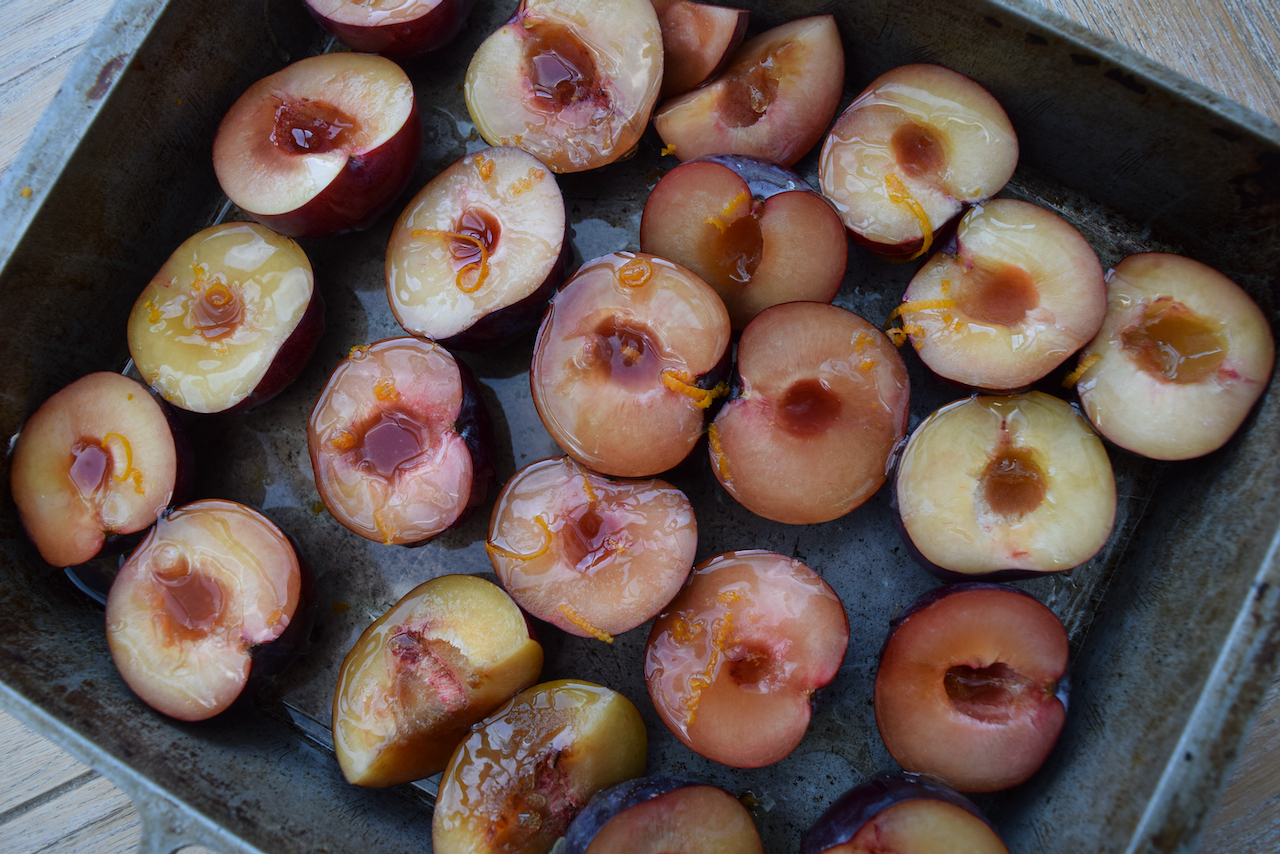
top-left (1, 0), bottom-right (1277, 852)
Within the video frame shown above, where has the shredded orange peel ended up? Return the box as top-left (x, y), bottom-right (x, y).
top-left (681, 602), bottom-right (738, 726)
top-left (1062, 352), bottom-right (1102, 387)
top-left (486, 515), bottom-right (552, 561)
top-left (412, 228), bottom-right (491, 294)
top-left (662, 369), bottom-right (728, 409)
top-left (883, 298), bottom-right (955, 348)
top-left (102, 433), bottom-right (145, 494)
top-left (707, 423), bottom-right (731, 483)
top-left (884, 174), bottom-right (934, 261)
top-left (704, 190), bottom-right (751, 234)
top-left (373, 376), bottom-right (398, 402)
top-left (579, 472), bottom-right (599, 504)
top-left (559, 604), bottom-right (614, 643)
top-left (617, 256), bottom-right (653, 288)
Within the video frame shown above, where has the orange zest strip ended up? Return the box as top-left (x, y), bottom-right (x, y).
top-left (373, 509), bottom-right (399, 546)
top-left (101, 433), bottom-right (136, 487)
top-left (884, 174), bottom-right (933, 261)
top-left (708, 423), bottom-right (732, 483)
top-left (374, 376), bottom-right (398, 402)
top-left (886, 298), bottom-right (956, 323)
top-left (144, 299), bottom-right (161, 324)
top-left (331, 428), bottom-right (358, 452)
top-left (579, 472), bottom-right (599, 504)
top-left (1062, 352), bottom-right (1103, 387)
top-left (703, 190), bottom-right (751, 234)
top-left (473, 154), bottom-right (495, 181)
top-left (411, 229), bottom-right (491, 294)
top-left (348, 343), bottom-right (370, 360)
top-left (559, 604), bottom-right (614, 643)
top-left (485, 515), bottom-right (552, 561)
top-left (508, 167), bottom-right (546, 196)
top-left (617, 256), bottom-right (653, 288)
top-left (683, 609), bottom-right (735, 727)
top-left (661, 369), bottom-right (728, 409)
top-left (660, 143), bottom-right (677, 157)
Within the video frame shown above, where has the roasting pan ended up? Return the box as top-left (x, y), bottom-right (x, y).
top-left (1, 0), bottom-right (1277, 851)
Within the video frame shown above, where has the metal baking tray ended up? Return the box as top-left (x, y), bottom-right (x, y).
top-left (2, 0), bottom-right (1277, 852)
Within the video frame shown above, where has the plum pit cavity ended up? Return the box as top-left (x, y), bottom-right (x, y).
top-left (721, 56), bottom-right (781, 128)
top-left (891, 123), bottom-right (946, 181)
top-left (980, 446), bottom-right (1046, 519)
top-left (526, 24), bottom-right (603, 112)
top-left (944, 662), bottom-right (1044, 724)
top-left (388, 630), bottom-right (469, 712)
top-left (958, 262), bottom-right (1039, 327)
top-left (1121, 297), bottom-right (1226, 384)
top-left (580, 317), bottom-right (663, 388)
top-left (153, 557), bottom-right (228, 644)
top-left (356, 411), bottom-right (430, 479)
top-left (271, 99), bottom-right (359, 155)
top-left (778, 378), bottom-right (841, 437)
top-left (715, 212), bottom-right (763, 284)
top-left (191, 279), bottom-right (245, 340)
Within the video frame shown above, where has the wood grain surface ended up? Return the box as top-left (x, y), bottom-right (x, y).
top-left (0, 0), bottom-right (1277, 852)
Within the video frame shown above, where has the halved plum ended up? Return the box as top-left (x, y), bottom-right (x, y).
top-left (386, 146), bottom-right (569, 349)
top-left (304, 0), bottom-right (477, 59)
top-left (894, 392), bottom-right (1116, 579)
top-left (105, 499), bottom-right (312, 721)
top-left (652, 1), bottom-right (749, 99)
top-left (1072, 252), bottom-right (1275, 460)
top-left (332, 574), bottom-right (543, 787)
top-left (432, 679), bottom-right (647, 854)
top-left (307, 337), bottom-right (494, 545)
top-left (653, 15), bottom-right (844, 167)
top-left (800, 773), bottom-right (1009, 854)
top-left (819, 64), bottom-right (1018, 257)
top-left (874, 583), bottom-right (1069, 793)
top-left (560, 776), bottom-right (764, 853)
top-left (487, 456), bottom-right (697, 642)
top-left (464, 0), bottom-right (664, 173)
top-left (9, 372), bottom-right (189, 568)
top-left (893, 199), bottom-right (1105, 390)
top-left (640, 155), bottom-right (847, 329)
top-left (212, 52), bottom-right (420, 238)
top-left (645, 550), bottom-right (849, 768)
top-left (709, 302), bottom-right (909, 524)
top-left (128, 222), bottom-right (324, 413)
top-left (530, 251), bottom-right (731, 477)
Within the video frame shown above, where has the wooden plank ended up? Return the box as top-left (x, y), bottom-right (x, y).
top-left (0, 709), bottom-right (94, 814)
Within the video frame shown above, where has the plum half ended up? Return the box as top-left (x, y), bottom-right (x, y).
top-left (709, 302), bottom-right (909, 524)
top-left (307, 337), bottom-right (495, 545)
top-left (640, 155), bottom-right (847, 329)
top-left (652, 1), bottom-right (749, 99)
top-left (819, 64), bottom-right (1018, 257)
top-left (9, 372), bottom-right (190, 568)
top-left (304, 0), bottom-right (477, 59)
top-left (128, 222), bottom-right (324, 413)
top-left (645, 550), bottom-right (849, 768)
top-left (212, 52), bottom-right (420, 238)
top-left (874, 583), bottom-right (1069, 793)
top-left (559, 776), bottom-right (765, 854)
top-left (464, 0), bottom-right (663, 173)
top-left (894, 391), bottom-right (1116, 579)
top-left (800, 773), bottom-right (1009, 854)
top-left (332, 574), bottom-right (543, 787)
top-left (894, 199), bottom-right (1106, 391)
top-left (432, 679), bottom-right (647, 854)
top-left (487, 456), bottom-right (697, 642)
top-left (530, 251), bottom-right (731, 477)
top-left (105, 499), bottom-right (312, 721)
top-left (1072, 252), bottom-right (1275, 460)
top-left (386, 146), bottom-right (569, 349)
top-left (653, 15), bottom-right (843, 167)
